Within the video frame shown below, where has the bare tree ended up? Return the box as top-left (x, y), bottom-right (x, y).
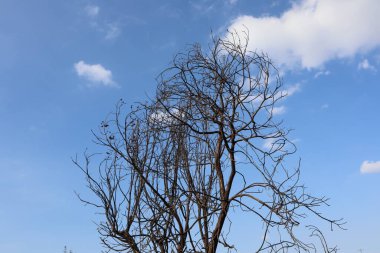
top-left (74, 31), bottom-right (343, 253)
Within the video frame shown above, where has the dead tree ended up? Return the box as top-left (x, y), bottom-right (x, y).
top-left (74, 31), bottom-right (343, 253)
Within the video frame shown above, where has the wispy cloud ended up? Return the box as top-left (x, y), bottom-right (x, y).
top-left (74, 61), bottom-right (116, 87)
top-left (360, 160), bottom-right (380, 174)
top-left (263, 138), bottom-right (273, 150)
top-left (83, 4), bottom-right (121, 41)
top-left (85, 5), bottom-right (100, 17)
top-left (271, 83), bottom-right (301, 115)
top-left (272, 106), bottom-right (286, 115)
top-left (314, 70), bottom-right (330, 78)
top-left (358, 59), bottom-right (376, 71)
top-left (91, 22), bottom-right (122, 41)
top-left (190, 0), bottom-right (215, 14)
top-left (228, 0), bottom-right (380, 70)
top-left (282, 83), bottom-right (300, 97)
top-left (105, 23), bottom-right (121, 40)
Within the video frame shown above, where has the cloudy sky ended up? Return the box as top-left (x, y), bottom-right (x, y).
top-left (0, 0), bottom-right (379, 252)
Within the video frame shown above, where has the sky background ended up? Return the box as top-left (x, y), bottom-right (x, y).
top-left (0, 0), bottom-right (379, 252)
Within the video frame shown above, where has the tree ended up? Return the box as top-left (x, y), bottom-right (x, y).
top-left (74, 31), bottom-right (343, 253)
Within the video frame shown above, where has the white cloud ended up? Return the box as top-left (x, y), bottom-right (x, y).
top-left (358, 59), bottom-right (376, 71)
top-left (269, 83), bottom-right (300, 115)
top-left (227, 0), bottom-right (380, 70)
top-left (85, 5), bottom-right (100, 17)
top-left (314, 70), bottom-right (330, 78)
top-left (276, 83), bottom-right (300, 99)
top-left (262, 138), bottom-right (286, 151)
top-left (83, 5), bottom-right (121, 40)
top-left (283, 83), bottom-right (300, 97)
top-left (190, 0), bottom-right (215, 14)
top-left (90, 22), bottom-right (122, 40)
top-left (228, 0), bottom-right (238, 4)
top-left (105, 23), bottom-right (121, 40)
top-left (149, 108), bottom-right (185, 125)
top-left (74, 61), bottom-right (115, 87)
top-left (272, 106), bottom-right (286, 115)
top-left (263, 139), bottom-right (273, 150)
top-left (360, 160), bottom-right (380, 174)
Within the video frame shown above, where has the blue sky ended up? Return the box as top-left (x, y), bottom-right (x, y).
top-left (0, 0), bottom-right (379, 252)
